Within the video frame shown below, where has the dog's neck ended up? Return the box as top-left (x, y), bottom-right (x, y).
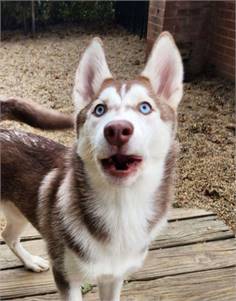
top-left (55, 144), bottom-right (174, 245)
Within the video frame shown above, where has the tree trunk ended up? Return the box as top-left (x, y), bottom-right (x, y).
top-left (23, 2), bottom-right (27, 35)
top-left (31, 0), bottom-right (35, 37)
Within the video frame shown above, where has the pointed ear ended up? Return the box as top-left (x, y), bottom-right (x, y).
top-left (73, 37), bottom-right (112, 112)
top-left (141, 32), bottom-right (183, 110)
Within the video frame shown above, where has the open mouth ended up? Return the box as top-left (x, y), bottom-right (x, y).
top-left (101, 154), bottom-right (142, 178)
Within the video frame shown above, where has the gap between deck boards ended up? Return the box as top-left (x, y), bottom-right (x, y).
top-left (1, 214), bottom-right (234, 271)
top-left (1, 208), bottom-right (235, 301)
top-left (2, 266), bottom-right (236, 301)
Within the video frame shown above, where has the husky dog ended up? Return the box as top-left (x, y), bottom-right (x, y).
top-left (1, 32), bottom-right (183, 301)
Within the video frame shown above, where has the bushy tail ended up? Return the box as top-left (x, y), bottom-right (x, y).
top-left (0, 97), bottom-right (74, 130)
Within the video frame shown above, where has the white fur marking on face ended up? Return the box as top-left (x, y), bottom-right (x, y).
top-left (120, 84), bottom-right (126, 99)
top-left (123, 84), bottom-right (155, 107)
top-left (99, 86), bottom-right (121, 107)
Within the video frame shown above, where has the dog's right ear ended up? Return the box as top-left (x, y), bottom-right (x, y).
top-left (141, 32), bottom-right (183, 111)
top-left (73, 38), bottom-right (112, 112)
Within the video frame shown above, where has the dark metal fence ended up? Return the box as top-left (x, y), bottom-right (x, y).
top-left (114, 1), bottom-right (149, 38)
top-left (2, 0), bottom-right (149, 39)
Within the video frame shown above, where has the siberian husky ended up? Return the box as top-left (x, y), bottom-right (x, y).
top-left (0, 32), bottom-right (183, 301)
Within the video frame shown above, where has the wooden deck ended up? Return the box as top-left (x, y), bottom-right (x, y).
top-left (0, 208), bottom-right (235, 301)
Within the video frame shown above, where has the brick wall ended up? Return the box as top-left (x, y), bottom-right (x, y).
top-left (147, 0), bottom-right (166, 53)
top-left (208, 1), bottom-right (235, 80)
top-left (147, 0), bottom-right (235, 81)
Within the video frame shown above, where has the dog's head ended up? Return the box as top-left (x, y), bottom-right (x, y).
top-left (73, 33), bottom-right (183, 186)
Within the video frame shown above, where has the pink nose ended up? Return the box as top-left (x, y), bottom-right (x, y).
top-left (104, 120), bottom-right (134, 147)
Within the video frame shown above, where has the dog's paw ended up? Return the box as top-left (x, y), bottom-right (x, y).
top-left (24, 256), bottom-right (50, 273)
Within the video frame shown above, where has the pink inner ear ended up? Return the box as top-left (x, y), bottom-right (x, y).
top-left (142, 34), bottom-right (183, 107)
top-left (156, 63), bottom-right (173, 100)
top-left (84, 65), bottom-right (95, 100)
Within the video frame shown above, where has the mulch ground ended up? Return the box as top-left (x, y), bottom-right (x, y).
top-left (1, 26), bottom-right (235, 232)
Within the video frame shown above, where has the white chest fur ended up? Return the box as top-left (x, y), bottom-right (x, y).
top-left (60, 161), bottom-right (168, 282)
top-left (38, 161), bottom-right (169, 289)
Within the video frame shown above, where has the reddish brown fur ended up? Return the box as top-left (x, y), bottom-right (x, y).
top-left (97, 78), bottom-right (123, 97)
top-left (0, 97), bottom-right (74, 130)
top-left (0, 129), bottom-right (66, 229)
top-left (70, 147), bottom-right (110, 243)
top-left (149, 142), bottom-right (178, 230)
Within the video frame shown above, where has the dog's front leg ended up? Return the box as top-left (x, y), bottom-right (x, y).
top-left (67, 281), bottom-right (83, 301)
top-left (98, 276), bottom-right (123, 301)
top-left (53, 267), bottom-right (83, 301)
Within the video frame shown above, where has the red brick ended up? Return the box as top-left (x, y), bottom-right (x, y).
top-left (175, 1), bottom-right (192, 9)
top-left (149, 15), bottom-right (159, 24)
top-left (220, 18), bottom-right (235, 30)
top-left (157, 0), bottom-right (166, 10)
top-left (146, 0), bottom-right (235, 80)
top-left (149, 0), bottom-right (166, 10)
top-left (219, 70), bottom-right (235, 81)
top-left (213, 26), bottom-right (235, 39)
top-left (149, 1), bottom-right (157, 9)
top-left (149, 7), bottom-right (156, 16)
top-left (216, 38), bottom-right (235, 49)
top-left (174, 32), bottom-right (192, 43)
top-left (215, 9), bottom-right (235, 20)
top-left (211, 50), bottom-right (235, 66)
top-left (189, 7), bottom-right (205, 16)
top-left (223, 47), bottom-right (235, 57)
top-left (223, 1), bottom-right (235, 10)
top-left (156, 8), bottom-right (165, 18)
top-left (164, 17), bottom-right (189, 28)
top-left (177, 8), bottom-right (190, 16)
top-left (214, 60), bottom-right (235, 73)
top-left (148, 21), bottom-right (162, 32)
top-left (165, 1), bottom-right (178, 11)
top-left (211, 47), bottom-right (233, 57)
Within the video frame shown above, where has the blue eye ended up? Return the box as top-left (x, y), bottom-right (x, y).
top-left (139, 102), bottom-right (152, 115)
top-left (93, 104), bottom-right (107, 117)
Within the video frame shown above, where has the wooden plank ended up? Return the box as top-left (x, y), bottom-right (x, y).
top-left (169, 208), bottom-right (215, 220)
top-left (1, 216), bottom-right (232, 270)
top-left (133, 238), bottom-right (236, 281)
top-left (151, 215), bottom-right (234, 249)
top-left (1, 217), bottom-right (234, 270)
top-left (5, 267), bottom-right (236, 301)
top-left (0, 208), bottom-right (215, 243)
top-left (0, 240), bottom-right (47, 270)
top-left (0, 268), bottom-right (56, 299)
top-left (110, 267), bottom-right (236, 301)
top-left (1, 239), bottom-right (235, 299)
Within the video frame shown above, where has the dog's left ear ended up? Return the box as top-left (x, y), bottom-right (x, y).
top-left (141, 32), bottom-right (183, 110)
top-left (73, 37), bottom-right (112, 112)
